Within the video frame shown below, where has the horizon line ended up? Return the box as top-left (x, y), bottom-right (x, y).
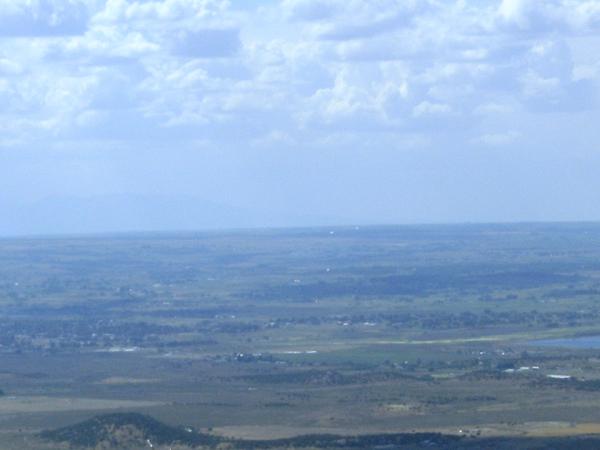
top-left (2, 220), bottom-right (599, 240)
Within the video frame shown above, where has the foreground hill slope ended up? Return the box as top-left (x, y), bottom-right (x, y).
top-left (40, 413), bottom-right (221, 448)
top-left (40, 412), bottom-right (600, 450)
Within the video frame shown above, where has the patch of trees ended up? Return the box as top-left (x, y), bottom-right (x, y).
top-left (531, 377), bottom-right (600, 392)
top-left (243, 369), bottom-right (433, 386)
top-left (242, 266), bottom-right (578, 301)
top-left (269, 308), bottom-right (597, 331)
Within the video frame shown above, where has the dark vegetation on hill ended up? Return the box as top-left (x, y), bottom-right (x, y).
top-left (40, 413), bottom-right (600, 450)
top-left (40, 413), bottom-right (221, 448)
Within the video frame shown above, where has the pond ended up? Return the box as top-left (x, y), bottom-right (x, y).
top-left (529, 335), bottom-right (600, 349)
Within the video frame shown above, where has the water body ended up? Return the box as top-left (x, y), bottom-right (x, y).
top-left (530, 336), bottom-right (600, 349)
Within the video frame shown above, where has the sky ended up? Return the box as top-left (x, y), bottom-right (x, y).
top-left (1, 0), bottom-right (600, 234)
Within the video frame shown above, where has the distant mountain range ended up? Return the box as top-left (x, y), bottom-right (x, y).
top-left (0, 194), bottom-right (342, 237)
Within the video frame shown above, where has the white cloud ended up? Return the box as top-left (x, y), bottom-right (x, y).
top-left (497, 0), bottom-right (600, 32)
top-left (0, 0), bottom-right (96, 36)
top-left (93, 0), bottom-right (228, 23)
top-left (170, 28), bottom-right (240, 57)
top-left (412, 101), bottom-right (452, 118)
top-left (251, 130), bottom-right (296, 148)
top-left (282, 0), bottom-right (338, 22)
top-left (0, 58), bottom-right (23, 75)
top-left (473, 101), bottom-right (515, 115)
top-left (472, 130), bottom-right (521, 146)
top-left (0, 0), bottom-right (599, 151)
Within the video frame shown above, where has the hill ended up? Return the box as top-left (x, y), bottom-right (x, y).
top-left (39, 412), bottom-right (600, 449)
top-left (39, 413), bottom-right (464, 449)
top-left (40, 413), bottom-right (221, 449)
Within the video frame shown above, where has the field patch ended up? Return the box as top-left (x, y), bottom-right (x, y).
top-left (0, 396), bottom-right (162, 414)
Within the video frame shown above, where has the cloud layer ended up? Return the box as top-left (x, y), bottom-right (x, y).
top-left (1, 0), bottom-right (600, 227)
top-left (0, 0), bottom-right (597, 141)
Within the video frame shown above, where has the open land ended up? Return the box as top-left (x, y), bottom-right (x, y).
top-left (3, 224), bottom-right (600, 448)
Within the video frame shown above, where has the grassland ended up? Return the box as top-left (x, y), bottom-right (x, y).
top-left (3, 223), bottom-right (600, 448)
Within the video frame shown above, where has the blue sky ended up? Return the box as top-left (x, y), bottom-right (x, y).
top-left (1, 0), bottom-right (600, 233)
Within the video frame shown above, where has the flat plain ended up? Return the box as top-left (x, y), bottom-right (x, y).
top-left (3, 224), bottom-right (600, 448)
